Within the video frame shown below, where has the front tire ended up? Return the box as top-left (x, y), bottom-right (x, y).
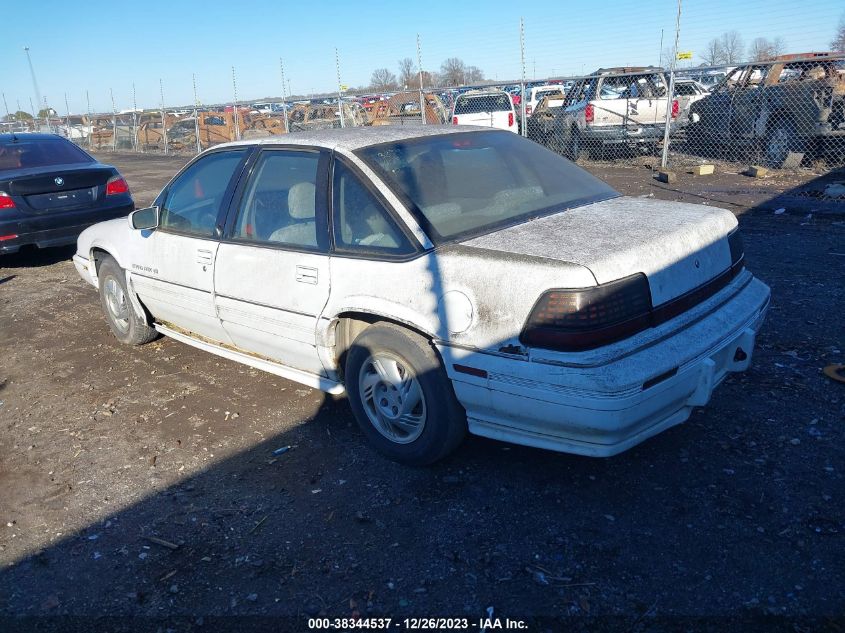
top-left (765, 119), bottom-right (807, 167)
top-left (345, 323), bottom-right (466, 465)
top-left (97, 256), bottom-right (158, 346)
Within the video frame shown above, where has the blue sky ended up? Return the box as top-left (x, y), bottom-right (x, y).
top-left (1, 0), bottom-right (842, 114)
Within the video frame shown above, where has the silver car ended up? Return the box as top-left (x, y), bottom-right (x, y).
top-left (74, 126), bottom-right (770, 464)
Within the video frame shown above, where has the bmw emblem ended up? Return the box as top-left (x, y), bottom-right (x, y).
top-left (54, 177), bottom-right (64, 186)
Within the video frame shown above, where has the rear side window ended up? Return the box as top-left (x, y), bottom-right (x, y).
top-left (454, 94), bottom-right (512, 115)
top-left (160, 149), bottom-right (248, 237)
top-left (332, 160), bottom-right (414, 255)
top-left (0, 138), bottom-right (93, 171)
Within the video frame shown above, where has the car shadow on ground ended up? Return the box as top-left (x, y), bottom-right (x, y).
top-left (1, 245), bottom-right (76, 269)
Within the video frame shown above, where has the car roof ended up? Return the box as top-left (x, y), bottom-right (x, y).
top-left (217, 124), bottom-right (487, 152)
top-left (593, 66), bottom-right (664, 75)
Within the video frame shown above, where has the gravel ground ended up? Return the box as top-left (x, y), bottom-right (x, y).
top-left (1, 152), bottom-right (843, 631)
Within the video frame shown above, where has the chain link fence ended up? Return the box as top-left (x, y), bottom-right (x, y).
top-left (5, 54), bottom-right (844, 180)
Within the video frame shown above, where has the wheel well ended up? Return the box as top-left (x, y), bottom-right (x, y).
top-left (332, 312), bottom-right (435, 380)
top-left (90, 247), bottom-right (112, 275)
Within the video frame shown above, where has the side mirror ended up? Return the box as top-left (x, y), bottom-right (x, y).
top-left (128, 206), bottom-right (159, 230)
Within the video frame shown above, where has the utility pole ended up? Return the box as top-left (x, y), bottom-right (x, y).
top-left (279, 58), bottom-right (289, 133)
top-left (335, 48), bottom-right (345, 128)
top-left (417, 34), bottom-right (426, 125)
top-left (660, 0), bottom-right (682, 169)
top-left (1, 93), bottom-right (9, 121)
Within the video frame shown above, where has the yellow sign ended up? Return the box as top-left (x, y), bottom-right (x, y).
top-left (340, 85), bottom-right (349, 92)
top-left (676, 51), bottom-right (693, 60)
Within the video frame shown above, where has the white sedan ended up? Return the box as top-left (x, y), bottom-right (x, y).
top-left (74, 126), bottom-right (770, 464)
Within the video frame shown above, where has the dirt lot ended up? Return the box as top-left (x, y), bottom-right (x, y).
top-left (1, 152), bottom-right (843, 631)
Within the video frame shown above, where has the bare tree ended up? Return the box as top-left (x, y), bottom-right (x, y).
top-left (660, 46), bottom-right (677, 68)
top-left (370, 68), bottom-right (398, 91)
top-left (407, 70), bottom-right (436, 90)
top-left (398, 58), bottom-right (416, 88)
top-left (440, 57), bottom-right (467, 86)
top-left (749, 37), bottom-right (786, 61)
top-left (465, 65), bottom-right (484, 83)
top-left (832, 12), bottom-right (845, 52)
top-left (718, 31), bottom-right (745, 64)
top-left (701, 38), bottom-right (723, 66)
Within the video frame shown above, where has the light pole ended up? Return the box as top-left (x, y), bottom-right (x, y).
top-left (24, 47), bottom-right (44, 126)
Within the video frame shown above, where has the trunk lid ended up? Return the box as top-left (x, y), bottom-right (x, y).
top-left (460, 196), bottom-right (737, 305)
top-left (1, 164), bottom-right (115, 214)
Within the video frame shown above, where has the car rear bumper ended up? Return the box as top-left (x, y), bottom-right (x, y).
top-left (0, 204), bottom-right (132, 254)
top-left (583, 124), bottom-right (670, 144)
top-left (438, 273), bottom-right (770, 457)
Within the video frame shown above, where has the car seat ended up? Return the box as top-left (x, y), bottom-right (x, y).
top-left (268, 182), bottom-right (317, 246)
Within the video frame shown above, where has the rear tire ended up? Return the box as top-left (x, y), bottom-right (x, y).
top-left (765, 119), bottom-right (807, 167)
top-left (345, 323), bottom-right (467, 465)
top-left (97, 256), bottom-right (158, 346)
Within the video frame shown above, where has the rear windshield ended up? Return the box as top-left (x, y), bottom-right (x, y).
top-left (674, 83), bottom-right (699, 95)
top-left (454, 94), bottom-right (511, 115)
top-left (357, 131), bottom-right (618, 244)
top-left (0, 138), bottom-right (93, 171)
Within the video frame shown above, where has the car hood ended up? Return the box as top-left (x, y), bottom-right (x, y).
top-left (459, 196), bottom-right (738, 305)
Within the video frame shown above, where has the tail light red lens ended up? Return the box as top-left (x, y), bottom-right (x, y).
top-left (671, 99), bottom-right (679, 118)
top-left (452, 116), bottom-right (459, 125)
top-left (585, 103), bottom-right (594, 123)
top-left (508, 112), bottom-right (514, 127)
top-left (0, 192), bottom-right (16, 210)
top-left (525, 106), bottom-right (532, 116)
top-left (106, 175), bottom-right (129, 196)
top-left (521, 274), bottom-right (652, 352)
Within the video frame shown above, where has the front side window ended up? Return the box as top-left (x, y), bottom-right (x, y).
top-left (160, 149), bottom-right (247, 237)
top-left (332, 161), bottom-right (414, 255)
top-left (231, 150), bottom-right (323, 249)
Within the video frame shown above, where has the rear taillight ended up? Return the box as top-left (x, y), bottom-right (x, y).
top-left (508, 112), bottom-right (514, 127)
top-left (521, 274), bottom-right (652, 352)
top-left (452, 116), bottom-right (459, 125)
top-left (106, 175), bottom-right (129, 196)
top-left (585, 103), bottom-right (594, 124)
top-left (0, 234), bottom-right (18, 241)
top-left (525, 106), bottom-right (532, 116)
top-left (0, 192), bottom-right (16, 210)
top-left (728, 228), bottom-right (744, 269)
top-left (671, 99), bottom-right (679, 119)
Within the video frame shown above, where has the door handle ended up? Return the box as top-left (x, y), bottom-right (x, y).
top-left (295, 265), bottom-right (318, 285)
top-left (196, 249), bottom-right (213, 265)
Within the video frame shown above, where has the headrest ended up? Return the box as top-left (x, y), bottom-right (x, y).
top-left (288, 182), bottom-right (316, 219)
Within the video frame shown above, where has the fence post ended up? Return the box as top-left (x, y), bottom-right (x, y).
top-left (519, 17), bottom-right (527, 137)
top-left (160, 79), bottom-right (168, 155)
top-left (132, 83), bottom-right (138, 152)
top-left (279, 58), bottom-right (290, 133)
top-left (85, 91), bottom-right (92, 149)
top-left (193, 73), bottom-right (202, 154)
top-left (417, 34), bottom-right (426, 125)
top-left (1, 93), bottom-right (9, 122)
top-left (335, 48), bottom-right (345, 128)
top-left (660, 0), bottom-right (682, 169)
top-left (110, 88), bottom-right (117, 151)
top-left (232, 66), bottom-right (241, 141)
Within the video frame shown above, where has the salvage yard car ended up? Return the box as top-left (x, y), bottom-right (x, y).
top-left (451, 89), bottom-right (518, 133)
top-left (687, 52), bottom-right (845, 166)
top-left (0, 133), bottom-right (134, 254)
top-left (540, 67), bottom-right (679, 159)
top-left (73, 127), bottom-right (770, 464)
